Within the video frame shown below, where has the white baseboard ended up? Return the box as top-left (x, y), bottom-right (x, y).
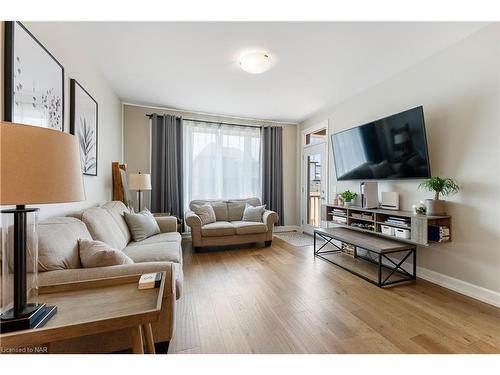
top-left (417, 266), bottom-right (500, 308)
top-left (274, 225), bottom-right (301, 233)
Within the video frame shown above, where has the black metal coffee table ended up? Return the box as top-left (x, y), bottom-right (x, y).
top-left (314, 227), bottom-right (417, 287)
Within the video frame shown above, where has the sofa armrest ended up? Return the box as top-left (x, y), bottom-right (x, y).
top-left (185, 210), bottom-right (202, 228)
top-left (154, 215), bottom-right (178, 233)
top-left (185, 210), bottom-right (203, 247)
top-left (263, 209), bottom-right (279, 229)
top-left (38, 261), bottom-right (176, 299)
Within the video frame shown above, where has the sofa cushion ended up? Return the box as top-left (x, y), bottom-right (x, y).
top-left (242, 203), bottom-right (266, 222)
top-left (231, 221), bottom-right (268, 235)
top-left (79, 239), bottom-right (134, 268)
top-left (192, 203), bottom-right (216, 225)
top-left (124, 209), bottom-right (161, 242)
top-left (210, 201), bottom-right (229, 222)
top-left (125, 232), bottom-right (182, 246)
top-left (227, 201), bottom-right (246, 221)
top-left (81, 207), bottom-right (129, 250)
top-left (101, 201), bottom-right (132, 244)
top-left (227, 197), bottom-right (262, 221)
top-left (201, 221), bottom-right (235, 237)
top-left (190, 200), bottom-right (229, 221)
top-left (123, 242), bottom-right (182, 264)
top-left (37, 217), bottom-right (91, 271)
top-left (122, 240), bottom-right (184, 297)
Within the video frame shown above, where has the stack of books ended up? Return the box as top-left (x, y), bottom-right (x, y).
top-left (138, 272), bottom-right (163, 289)
top-left (384, 216), bottom-right (410, 227)
top-left (428, 225), bottom-right (450, 242)
top-left (331, 208), bottom-right (346, 215)
top-left (331, 215), bottom-right (347, 224)
top-left (330, 209), bottom-right (347, 224)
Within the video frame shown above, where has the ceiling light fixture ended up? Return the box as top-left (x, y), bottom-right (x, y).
top-left (239, 51), bottom-right (272, 74)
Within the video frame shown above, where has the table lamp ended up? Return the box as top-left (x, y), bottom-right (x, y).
top-left (128, 172), bottom-right (151, 211)
top-left (0, 122), bottom-right (85, 333)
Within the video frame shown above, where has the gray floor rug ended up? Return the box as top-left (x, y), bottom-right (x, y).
top-left (274, 231), bottom-right (325, 247)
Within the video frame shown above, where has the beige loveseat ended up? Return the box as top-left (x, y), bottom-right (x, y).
top-left (185, 197), bottom-right (278, 250)
top-left (35, 201), bottom-right (183, 353)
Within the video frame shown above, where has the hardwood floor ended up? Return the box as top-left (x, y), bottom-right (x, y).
top-left (168, 237), bottom-right (500, 354)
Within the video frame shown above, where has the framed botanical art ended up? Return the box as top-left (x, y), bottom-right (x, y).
top-left (4, 21), bottom-right (64, 130)
top-left (70, 79), bottom-right (98, 176)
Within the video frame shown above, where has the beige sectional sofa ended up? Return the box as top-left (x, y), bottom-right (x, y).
top-left (35, 201), bottom-right (183, 353)
top-left (185, 197), bottom-right (278, 250)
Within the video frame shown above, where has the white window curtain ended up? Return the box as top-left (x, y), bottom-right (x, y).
top-left (183, 120), bottom-right (261, 213)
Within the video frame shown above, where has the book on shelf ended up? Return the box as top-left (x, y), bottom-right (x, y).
top-left (388, 216), bottom-right (410, 222)
top-left (428, 225), bottom-right (450, 242)
top-left (385, 220), bottom-right (410, 227)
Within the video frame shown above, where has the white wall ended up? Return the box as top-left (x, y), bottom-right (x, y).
top-left (1, 22), bottom-right (123, 219)
top-left (301, 24), bottom-right (500, 301)
top-left (123, 103), bottom-right (299, 226)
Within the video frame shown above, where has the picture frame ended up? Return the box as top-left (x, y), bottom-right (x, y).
top-left (70, 79), bottom-right (98, 176)
top-left (4, 21), bottom-right (65, 131)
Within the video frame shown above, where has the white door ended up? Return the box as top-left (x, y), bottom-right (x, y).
top-left (302, 143), bottom-right (327, 234)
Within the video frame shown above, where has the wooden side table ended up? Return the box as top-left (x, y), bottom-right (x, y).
top-left (0, 273), bottom-right (165, 354)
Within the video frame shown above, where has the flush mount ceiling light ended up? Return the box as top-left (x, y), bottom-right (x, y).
top-left (239, 51), bottom-right (272, 74)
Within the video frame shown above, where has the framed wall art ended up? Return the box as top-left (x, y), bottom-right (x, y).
top-left (4, 21), bottom-right (64, 131)
top-left (70, 79), bottom-right (98, 176)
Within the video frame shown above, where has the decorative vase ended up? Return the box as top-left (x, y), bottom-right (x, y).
top-left (425, 199), bottom-right (446, 216)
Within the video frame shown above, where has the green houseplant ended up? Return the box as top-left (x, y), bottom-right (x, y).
top-left (340, 190), bottom-right (357, 207)
top-left (418, 177), bottom-right (459, 215)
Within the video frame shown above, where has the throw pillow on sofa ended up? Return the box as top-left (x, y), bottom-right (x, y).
top-left (124, 209), bottom-right (161, 241)
top-left (242, 203), bottom-right (266, 222)
top-left (192, 203), bottom-right (217, 225)
top-left (79, 239), bottom-right (134, 268)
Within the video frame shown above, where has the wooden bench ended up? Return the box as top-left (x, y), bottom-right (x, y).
top-left (314, 227), bottom-right (417, 287)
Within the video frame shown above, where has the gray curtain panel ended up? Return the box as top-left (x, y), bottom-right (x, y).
top-left (150, 114), bottom-right (184, 218)
top-left (262, 126), bottom-right (284, 226)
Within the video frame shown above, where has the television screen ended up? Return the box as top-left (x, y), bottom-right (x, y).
top-left (331, 106), bottom-right (431, 180)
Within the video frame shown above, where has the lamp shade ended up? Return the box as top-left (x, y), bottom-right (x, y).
top-left (128, 173), bottom-right (151, 190)
top-left (0, 122), bottom-right (86, 205)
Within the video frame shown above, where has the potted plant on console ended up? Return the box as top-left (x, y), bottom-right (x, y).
top-left (340, 190), bottom-right (357, 207)
top-left (419, 177), bottom-right (459, 215)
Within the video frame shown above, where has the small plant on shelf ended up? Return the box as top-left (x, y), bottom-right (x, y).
top-left (340, 190), bottom-right (357, 206)
top-left (419, 177), bottom-right (459, 200)
top-left (418, 177), bottom-right (459, 215)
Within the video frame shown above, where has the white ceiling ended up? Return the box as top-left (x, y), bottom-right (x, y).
top-left (60, 22), bottom-right (486, 122)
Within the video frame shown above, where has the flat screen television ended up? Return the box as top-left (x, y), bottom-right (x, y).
top-left (331, 106), bottom-right (431, 180)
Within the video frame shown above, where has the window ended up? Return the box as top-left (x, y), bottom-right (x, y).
top-left (183, 120), bottom-right (261, 212)
top-left (305, 128), bottom-right (326, 145)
